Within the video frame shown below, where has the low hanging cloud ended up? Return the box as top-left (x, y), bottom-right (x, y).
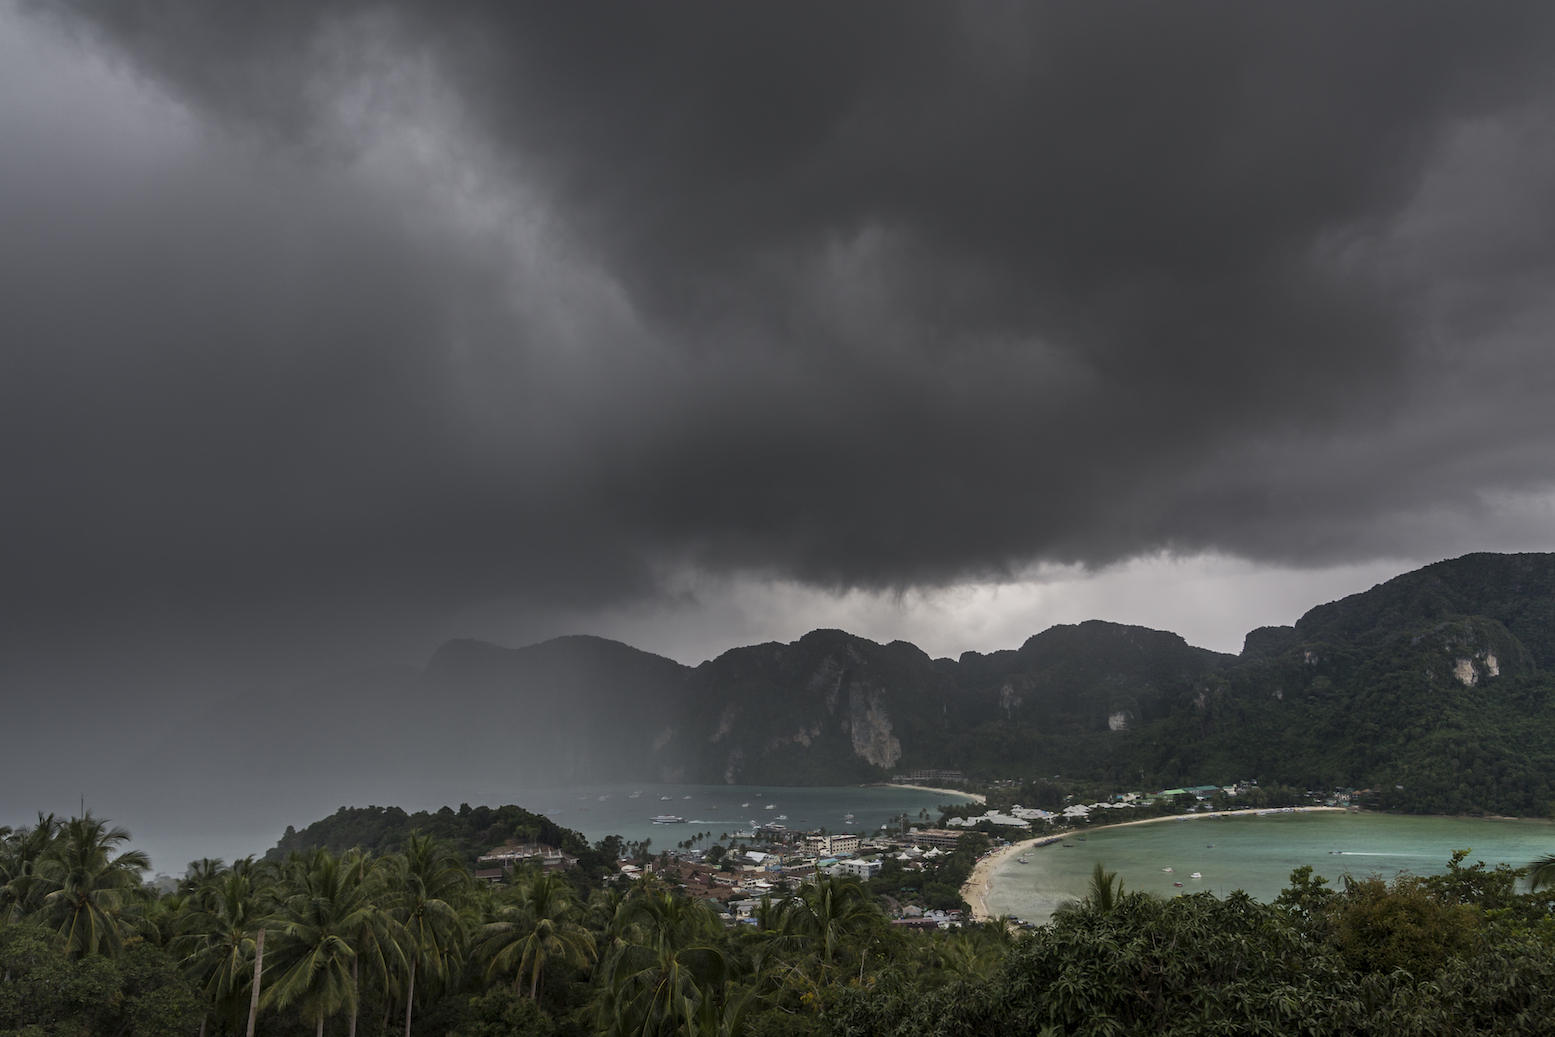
top-left (6, 1), bottom-right (1555, 678)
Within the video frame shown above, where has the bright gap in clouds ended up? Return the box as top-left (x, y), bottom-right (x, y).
top-left (467, 554), bottom-right (1418, 665)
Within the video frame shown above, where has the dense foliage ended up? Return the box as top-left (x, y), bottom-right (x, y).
top-left (833, 853), bottom-right (1555, 1037)
top-left (9, 805), bottom-right (1555, 1036)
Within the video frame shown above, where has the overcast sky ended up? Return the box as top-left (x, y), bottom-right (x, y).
top-left (6, 0), bottom-right (1555, 699)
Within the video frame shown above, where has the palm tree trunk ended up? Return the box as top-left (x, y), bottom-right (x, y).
top-left (316, 1016), bottom-right (324, 1037)
top-left (246, 928), bottom-right (265, 1037)
top-left (348, 957), bottom-right (358, 1037)
top-left (402, 958), bottom-right (416, 1037)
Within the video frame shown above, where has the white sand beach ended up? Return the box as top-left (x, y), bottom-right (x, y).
top-left (962, 806), bottom-right (1347, 920)
top-left (882, 784), bottom-right (986, 803)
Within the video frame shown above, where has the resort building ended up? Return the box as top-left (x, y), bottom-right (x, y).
top-left (804, 833), bottom-right (860, 855)
top-left (476, 844), bottom-right (577, 875)
top-left (834, 858), bottom-right (883, 880)
top-left (905, 828), bottom-right (965, 849)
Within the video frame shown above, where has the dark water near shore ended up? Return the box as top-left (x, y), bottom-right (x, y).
top-left (986, 811), bottom-right (1555, 923)
top-left (112, 782), bottom-right (969, 873)
top-left (528, 783), bottom-right (961, 848)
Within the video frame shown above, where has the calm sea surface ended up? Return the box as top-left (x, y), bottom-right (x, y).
top-left (116, 781), bottom-right (970, 874)
top-left (521, 783), bottom-right (964, 849)
top-left (985, 811), bottom-right (1555, 924)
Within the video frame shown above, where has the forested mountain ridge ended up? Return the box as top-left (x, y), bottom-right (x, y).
top-left (164, 553), bottom-right (1555, 816)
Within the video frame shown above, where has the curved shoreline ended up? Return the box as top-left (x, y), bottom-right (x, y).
top-left (870, 783), bottom-right (986, 804)
top-left (962, 806), bottom-right (1348, 921)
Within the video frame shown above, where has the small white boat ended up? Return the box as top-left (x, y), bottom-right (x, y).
top-left (843, 813), bottom-right (855, 819)
top-left (764, 804), bottom-right (776, 810)
top-left (1017, 857), bottom-right (1030, 864)
top-left (598, 795), bottom-right (608, 801)
top-left (650, 815), bottom-right (686, 824)
top-left (661, 796), bottom-right (672, 801)
top-left (742, 802), bottom-right (750, 807)
top-left (1163, 868), bottom-right (1174, 873)
top-left (683, 795), bottom-right (693, 800)
top-left (1190, 872), bottom-right (1202, 879)
top-left (775, 814), bottom-right (788, 820)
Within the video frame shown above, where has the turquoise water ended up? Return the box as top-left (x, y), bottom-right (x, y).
top-left (985, 811), bottom-right (1555, 924)
top-left (499, 783), bottom-right (968, 850)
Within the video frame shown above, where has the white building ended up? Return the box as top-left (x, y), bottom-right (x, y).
top-left (804, 833), bottom-right (860, 855)
top-left (834, 858), bottom-right (883, 880)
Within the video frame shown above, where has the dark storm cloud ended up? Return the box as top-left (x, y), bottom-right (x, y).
top-left (8, 0), bottom-right (1555, 670)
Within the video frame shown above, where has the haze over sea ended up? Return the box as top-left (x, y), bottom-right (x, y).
top-left (118, 783), bottom-right (961, 875)
top-left (987, 811), bottom-right (1555, 924)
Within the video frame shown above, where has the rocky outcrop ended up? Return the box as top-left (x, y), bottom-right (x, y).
top-left (847, 680), bottom-right (902, 768)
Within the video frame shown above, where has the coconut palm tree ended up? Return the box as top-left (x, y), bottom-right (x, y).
top-left (1528, 853), bottom-right (1555, 891)
top-left (0, 813), bottom-right (60, 924)
top-left (339, 851), bottom-right (404, 1037)
top-left (475, 868), bottom-right (595, 1001)
top-left (262, 849), bottom-right (393, 1037)
top-left (1055, 860), bottom-right (1125, 918)
top-left (32, 813), bottom-right (150, 958)
top-left (586, 885), bottom-right (634, 955)
top-left (776, 875), bottom-right (877, 967)
top-left (389, 833), bottom-right (470, 1037)
top-left (173, 866), bottom-right (271, 1037)
top-left (592, 890), bottom-right (730, 1036)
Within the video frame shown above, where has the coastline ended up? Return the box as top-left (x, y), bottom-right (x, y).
top-left (962, 805), bottom-right (1348, 921)
top-left (868, 783), bottom-right (986, 804)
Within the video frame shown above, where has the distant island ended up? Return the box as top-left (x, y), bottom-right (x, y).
top-left (173, 552), bottom-right (1555, 819)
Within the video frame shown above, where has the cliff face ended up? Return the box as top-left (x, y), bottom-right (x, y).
top-left (162, 552), bottom-right (1555, 816)
top-left (664, 630), bottom-right (951, 786)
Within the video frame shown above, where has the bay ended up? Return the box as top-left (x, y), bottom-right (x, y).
top-left (985, 811), bottom-right (1555, 924)
top-left (522, 782), bottom-right (962, 849)
top-left (118, 780), bottom-right (968, 874)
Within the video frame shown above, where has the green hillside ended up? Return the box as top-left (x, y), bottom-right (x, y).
top-left (266, 802), bottom-right (620, 873)
top-left (651, 552), bottom-right (1555, 814)
top-left (181, 552), bottom-right (1555, 817)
